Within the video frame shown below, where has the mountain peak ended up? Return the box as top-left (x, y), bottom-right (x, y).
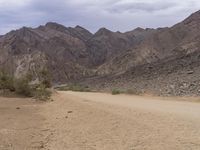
top-left (45, 22), bottom-right (67, 31)
top-left (95, 28), bottom-right (112, 36)
top-left (75, 25), bottom-right (85, 30)
top-left (134, 27), bottom-right (145, 32)
top-left (45, 22), bottom-right (60, 26)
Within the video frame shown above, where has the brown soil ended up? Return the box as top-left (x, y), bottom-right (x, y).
top-left (0, 97), bottom-right (47, 150)
top-left (1, 92), bottom-right (200, 150)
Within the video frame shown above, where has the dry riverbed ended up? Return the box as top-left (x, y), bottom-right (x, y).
top-left (1, 91), bottom-right (200, 150)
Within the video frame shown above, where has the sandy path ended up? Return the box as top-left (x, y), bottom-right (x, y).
top-left (43, 91), bottom-right (200, 150)
top-left (1, 92), bottom-right (200, 150)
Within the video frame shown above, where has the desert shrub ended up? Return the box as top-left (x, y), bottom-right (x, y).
top-left (42, 79), bottom-right (51, 88)
top-left (57, 84), bottom-right (91, 92)
top-left (112, 89), bottom-right (121, 95)
top-left (68, 84), bottom-right (91, 92)
top-left (0, 72), bottom-right (15, 91)
top-left (39, 69), bottom-right (52, 88)
top-left (33, 84), bottom-right (51, 101)
top-left (0, 70), bottom-right (52, 100)
top-left (56, 86), bottom-right (68, 91)
top-left (14, 77), bottom-right (32, 97)
top-left (126, 89), bottom-right (142, 95)
top-left (14, 78), bottom-right (52, 100)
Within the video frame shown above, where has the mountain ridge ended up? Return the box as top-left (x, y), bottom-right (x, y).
top-left (0, 10), bottom-right (200, 96)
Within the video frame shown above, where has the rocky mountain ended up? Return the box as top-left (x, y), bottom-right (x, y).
top-left (0, 21), bottom-right (155, 83)
top-left (86, 27), bottom-right (155, 66)
top-left (97, 10), bottom-right (200, 75)
top-left (0, 23), bottom-right (95, 83)
top-left (0, 10), bottom-right (200, 96)
top-left (87, 10), bottom-right (200, 96)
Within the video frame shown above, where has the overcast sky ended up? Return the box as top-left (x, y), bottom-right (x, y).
top-left (0, 0), bottom-right (200, 34)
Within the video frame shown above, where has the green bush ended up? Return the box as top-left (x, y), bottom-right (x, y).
top-left (14, 77), bottom-right (32, 97)
top-left (69, 85), bottom-right (89, 92)
top-left (0, 71), bottom-right (52, 100)
top-left (42, 79), bottom-right (51, 88)
top-left (56, 86), bottom-right (69, 91)
top-left (33, 84), bottom-right (51, 101)
top-left (112, 89), bottom-right (121, 95)
top-left (0, 72), bottom-right (15, 91)
top-left (39, 69), bottom-right (52, 88)
top-left (14, 78), bottom-right (52, 100)
top-left (57, 84), bottom-right (91, 92)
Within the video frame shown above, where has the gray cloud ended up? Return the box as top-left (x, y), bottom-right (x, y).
top-left (0, 0), bottom-right (200, 34)
top-left (107, 1), bottom-right (177, 13)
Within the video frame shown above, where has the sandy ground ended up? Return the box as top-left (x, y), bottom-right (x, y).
top-left (0, 97), bottom-right (48, 150)
top-left (1, 92), bottom-right (200, 150)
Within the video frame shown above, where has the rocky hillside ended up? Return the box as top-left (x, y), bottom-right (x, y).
top-left (84, 10), bottom-right (200, 96)
top-left (0, 21), bottom-right (156, 83)
top-left (0, 23), bottom-right (94, 83)
top-left (97, 10), bottom-right (200, 75)
top-left (0, 10), bottom-right (200, 96)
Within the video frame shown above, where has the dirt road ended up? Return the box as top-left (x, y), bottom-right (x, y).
top-left (1, 92), bottom-right (200, 150)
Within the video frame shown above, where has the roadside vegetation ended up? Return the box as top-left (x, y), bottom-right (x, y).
top-left (111, 89), bottom-right (122, 95)
top-left (56, 84), bottom-right (91, 92)
top-left (57, 85), bottom-right (143, 96)
top-left (111, 88), bottom-right (143, 95)
top-left (126, 89), bottom-right (143, 95)
top-left (0, 70), bottom-right (52, 101)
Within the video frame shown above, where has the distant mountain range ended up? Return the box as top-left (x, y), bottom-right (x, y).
top-left (0, 10), bottom-right (200, 96)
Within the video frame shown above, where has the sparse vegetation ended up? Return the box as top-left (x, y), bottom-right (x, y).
top-left (33, 84), bottom-right (52, 101)
top-left (39, 69), bottom-right (52, 88)
top-left (0, 70), bottom-right (52, 100)
top-left (14, 77), bottom-right (32, 97)
top-left (125, 89), bottom-right (142, 95)
top-left (0, 72), bottom-right (15, 92)
top-left (57, 84), bottom-right (91, 92)
top-left (112, 89), bottom-right (121, 95)
top-left (111, 88), bottom-right (143, 95)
